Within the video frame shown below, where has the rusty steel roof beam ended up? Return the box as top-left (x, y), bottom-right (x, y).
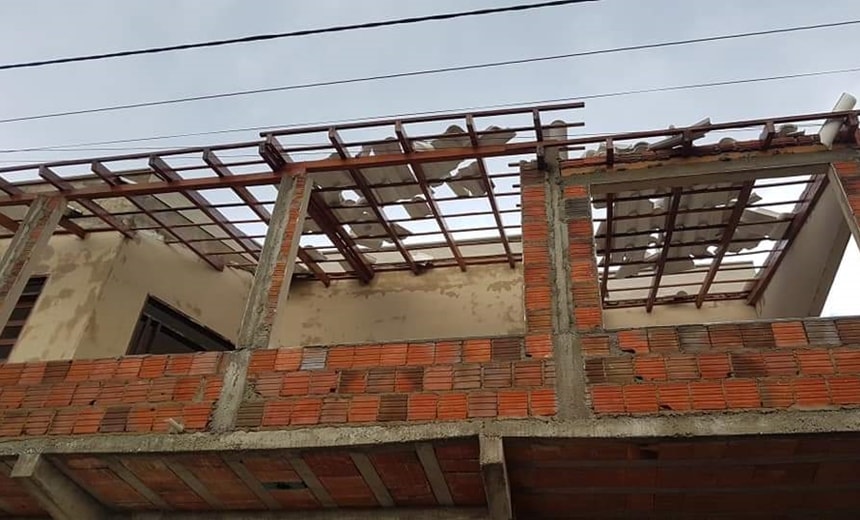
top-left (149, 156), bottom-right (264, 266)
top-left (201, 150), bottom-right (329, 285)
top-left (746, 174), bottom-right (829, 305)
top-left (394, 122), bottom-right (466, 272)
top-left (39, 166), bottom-right (134, 239)
top-left (328, 129), bottom-right (419, 275)
top-left (308, 193), bottom-right (374, 284)
top-left (465, 116), bottom-right (515, 269)
top-left (0, 176), bottom-right (87, 239)
top-left (645, 187), bottom-right (683, 313)
top-left (695, 181), bottom-right (755, 308)
top-left (92, 161), bottom-right (224, 271)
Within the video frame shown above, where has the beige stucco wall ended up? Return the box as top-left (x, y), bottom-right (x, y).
top-left (757, 183), bottom-right (850, 319)
top-left (604, 300), bottom-right (758, 330)
top-left (4, 233), bottom-right (124, 362)
top-left (75, 233), bottom-right (253, 359)
top-left (273, 264), bottom-right (525, 347)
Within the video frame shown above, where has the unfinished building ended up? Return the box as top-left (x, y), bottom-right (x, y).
top-left (0, 96), bottom-right (858, 518)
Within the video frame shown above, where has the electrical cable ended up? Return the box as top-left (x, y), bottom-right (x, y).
top-left (0, 0), bottom-right (597, 71)
top-left (1, 64), bottom-right (857, 157)
top-left (1, 18), bottom-right (857, 125)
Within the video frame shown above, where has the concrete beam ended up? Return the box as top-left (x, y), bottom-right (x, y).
top-left (479, 436), bottom-right (512, 520)
top-left (350, 453), bottom-right (395, 507)
top-left (563, 147), bottom-right (858, 193)
top-left (211, 172), bottom-right (312, 432)
top-left (288, 456), bottom-right (336, 508)
top-left (2, 412), bottom-right (860, 456)
top-left (0, 196), bottom-right (65, 332)
top-left (122, 509), bottom-right (488, 520)
top-left (10, 453), bottom-right (107, 520)
top-left (105, 457), bottom-right (170, 510)
top-left (417, 443), bottom-right (454, 506)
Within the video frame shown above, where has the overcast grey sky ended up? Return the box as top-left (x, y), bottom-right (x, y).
top-left (0, 0), bottom-right (857, 313)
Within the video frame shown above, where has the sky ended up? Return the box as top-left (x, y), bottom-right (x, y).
top-left (0, 0), bottom-right (857, 315)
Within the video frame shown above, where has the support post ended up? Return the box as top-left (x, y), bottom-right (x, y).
top-left (522, 156), bottom-right (591, 420)
top-left (479, 435), bottom-right (512, 520)
top-left (210, 171), bottom-right (312, 432)
top-left (10, 453), bottom-right (107, 520)
top-left (0, 196), bottom-right (65, 333)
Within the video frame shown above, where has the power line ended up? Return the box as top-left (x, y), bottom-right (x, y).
top-left (1, 18), bottom-right (857, 126)
top-left (2, 65), bottom-right (858, 158)
top-left (0, 0), bottom-right (597, 72)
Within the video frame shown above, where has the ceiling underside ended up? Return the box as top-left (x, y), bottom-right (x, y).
top-left (2, 434), bottom-right (860, 518)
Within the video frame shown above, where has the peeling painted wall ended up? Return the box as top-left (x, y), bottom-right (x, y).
top-left (3, 234), bottom-right (124, 362)
top-left (273, 264), bottom-right (526, 347)
top-left (76, 233), bottom-right (253, 359)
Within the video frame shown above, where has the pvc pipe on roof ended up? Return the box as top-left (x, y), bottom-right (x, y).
top-left (819, 92), bottom-right (857, 148)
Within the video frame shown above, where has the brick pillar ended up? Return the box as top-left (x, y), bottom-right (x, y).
top-left (564, 185), bottom-right (602, 333)
top-left (521, 169), bottom-right (553, 338)
top-left (212, 172), bottom-right (311, 432)
top-left (0, 196), bottom-right (65, 333)
top-left (830, 161), bottom-right (860, 247)
top-left (521, 165), bottom-right (591, 418)
top-left (238, 173), bottom-right (312, 350)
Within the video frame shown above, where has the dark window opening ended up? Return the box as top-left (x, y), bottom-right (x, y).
top-left (0, 276), bottom-right (47, 361)
top-left (127, 297), bottom-right (234, 355)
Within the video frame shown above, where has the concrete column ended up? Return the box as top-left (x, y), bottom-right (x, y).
top-left (211, 172), bottom-right (311, 432)
top-left (11, 453), bottom-right (107, 520)
top-left (0, 196), bottom-right (65, 333)
top-left (479, 435), bottom-right (512, 520)
top-left (521, 159), bottom-right (590, 419)
top-left (238, 172), bottom-right (312, 349)
top-left (829, 161), bottom-right (860, 248)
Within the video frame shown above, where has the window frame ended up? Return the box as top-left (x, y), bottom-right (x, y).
top-left (0, 276), bottom-right (48, 361)
top-left (126, 296), bottom-right (235, 355)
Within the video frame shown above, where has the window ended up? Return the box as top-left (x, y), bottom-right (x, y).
top-left (127, 297), bottom-right (234, 355)
top-left (0, 276), bottom-right (47, 360)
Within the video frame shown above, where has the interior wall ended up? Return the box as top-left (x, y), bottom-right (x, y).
top-left (5, 234), bottom-right (124, 363)
top-left (274, 264), bottom-right (525, 347)
top-left (76, 233), bottom-right (252, 359)
top-left (757, 183), bottom-right (850, 319)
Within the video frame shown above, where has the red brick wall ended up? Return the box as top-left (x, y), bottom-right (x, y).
top-left (0, 337), bottom-right (557, 437)
top-left (0, 352), bottom-right (223, 437)
top-left (565, 185), bottom-right (602, 332)
top-left (235, 337), bottom-right (557, 429)
top-left (521, 170), bottom-right (553, 335)
top-left (584, 318), bottom-right (860, 414)
top-left (0, 170), bottom-right (563, 438)
top-left (833, 161), bottom-right (860, 221)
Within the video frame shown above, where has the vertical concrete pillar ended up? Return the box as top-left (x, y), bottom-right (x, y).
top-left (0, 196), bottom-right (65, 333)
top-left (237, 172), bottom-right (312, 350)
top-left (829, 161), bottom-right (860, 248)
top-left (211, 172), bottom-right (311, 432)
